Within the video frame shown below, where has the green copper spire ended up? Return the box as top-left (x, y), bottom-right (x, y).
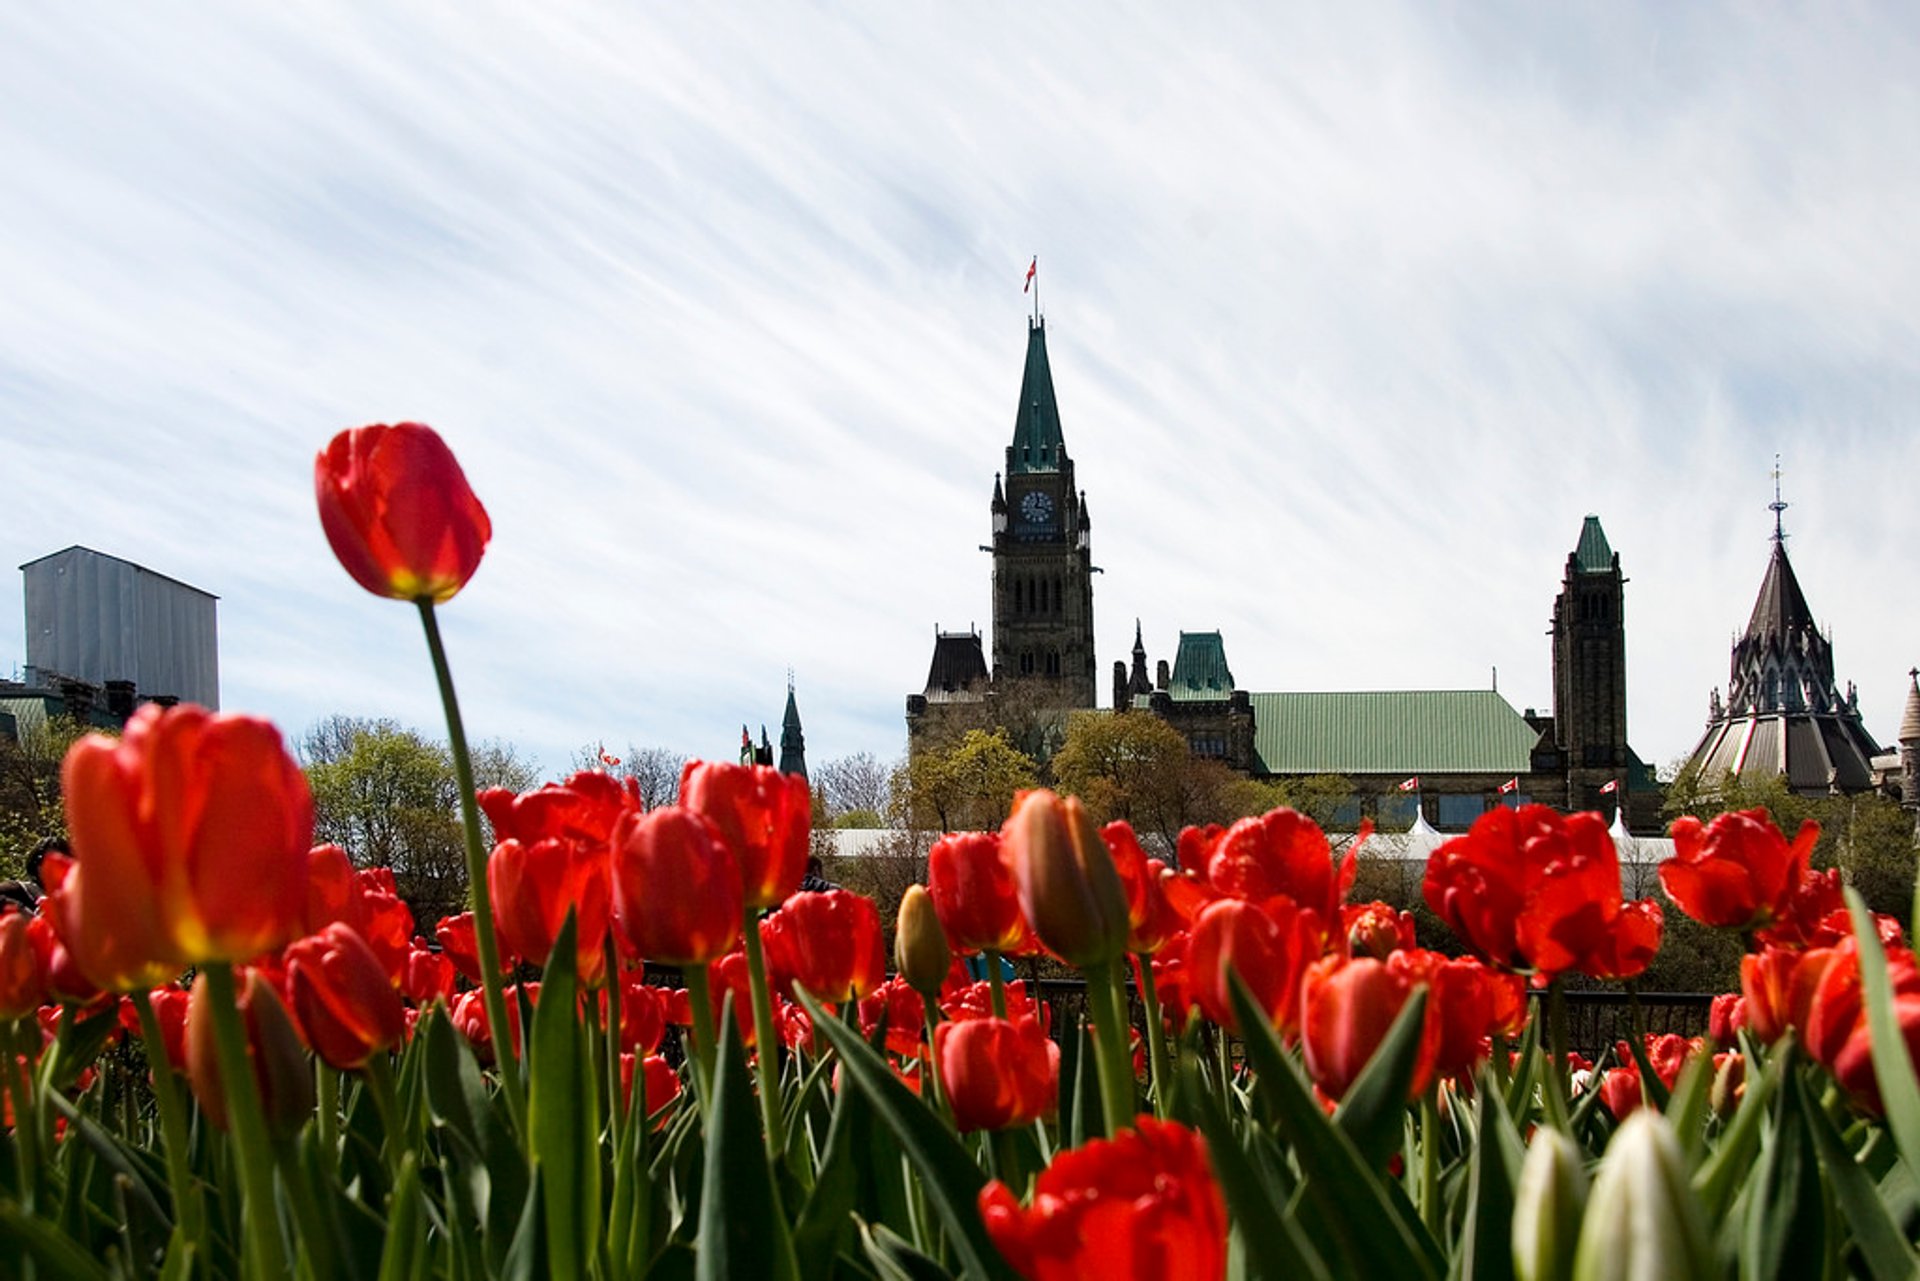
top-left (1006, 318), bottom-right (1065, 476)
top-left (1573, 515), bottom-right (1615, 573)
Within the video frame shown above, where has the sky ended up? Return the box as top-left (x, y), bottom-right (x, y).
top-left (2, 4), bottom-right (1917, 783)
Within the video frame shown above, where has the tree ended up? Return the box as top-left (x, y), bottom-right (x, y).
top-left (1052, 711), bottom-right (1190, 829)
top-left (816, 751), bottom-right (892, 822)
top-left (895, 729), bottom-right (1038, 833)
top-left (301, 715), bottom-right (537, 929)
top-left (0, 714), bottom-right (91, 877)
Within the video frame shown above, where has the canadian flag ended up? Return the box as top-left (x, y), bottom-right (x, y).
top-left (1599, 779), bottom-right (1619, 794)
top-left (600, 750), bottom-right (621, 768)
top-left (1397, 776), bottom-right (1420, 792)
top-left (1498, 777), bottom-right (1519, 795)
top-left (1024, 257), bottom-right (1037, 292)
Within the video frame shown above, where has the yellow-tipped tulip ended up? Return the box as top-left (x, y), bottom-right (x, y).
top-left (1002, 790), bottom-right (1131, 969)
top-left (896, 885), bottom-right (951, 995)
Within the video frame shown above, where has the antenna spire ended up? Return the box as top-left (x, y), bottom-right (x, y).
top-left (1769, 454), bottom-right (1789, 543)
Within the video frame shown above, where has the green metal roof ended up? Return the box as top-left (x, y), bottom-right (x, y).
top-left (1573, 516), bottom-right (1615, 573)
top-left (1247, 690), bottom-right (1542, 775)
top-left (1168, 631), bottom-right (1234, 698)
top-left (1007, 320), bottom-right (1065, 475)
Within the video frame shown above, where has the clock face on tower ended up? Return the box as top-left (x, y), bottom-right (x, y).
top-left (1020, 490), bottom-right (1054, 526)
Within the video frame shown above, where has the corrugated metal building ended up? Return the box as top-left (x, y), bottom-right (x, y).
top-left (21, 546), bottom-right (219, 709)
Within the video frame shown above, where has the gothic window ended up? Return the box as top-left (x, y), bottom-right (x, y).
top-left (1046, 651), bottom-right (1061, 676)
top-left (1014, 579), bottom-right (1024, 614)
top-left (1020, 651), bottom-right (1035, 676)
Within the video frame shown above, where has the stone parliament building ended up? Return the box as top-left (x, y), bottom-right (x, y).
top-left (906, 315), bottom-right (1915, 835)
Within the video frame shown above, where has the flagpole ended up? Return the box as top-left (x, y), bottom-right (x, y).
top-left (1032, 254), bottom-right (1039, 324)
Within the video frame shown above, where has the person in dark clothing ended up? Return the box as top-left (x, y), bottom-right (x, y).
top-left (797, 855), bottom-right (838, 893)
top-left (0, 836), bottom-right (65, 913)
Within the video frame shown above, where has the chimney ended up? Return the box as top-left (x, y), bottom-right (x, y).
top-left (105, 679), bottom-right (137, 721)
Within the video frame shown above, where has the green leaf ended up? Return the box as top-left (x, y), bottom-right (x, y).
top-left (1330, 987), bottom-right (1428, 1171)
top-left (699, 995), bottom-right (800, 1281)
top-left (859, 1220), bottom-right (958, 1281)
top-left (1459, 1084), bottom-right (1521, 1281)
top-left (1503, 1014), bottom-right (1543, 1126)
top-left (1804, 1065), bottom-right (1920, 1281)
top-left (376, 1152), bottom-right (429, 1281)
top-left (502, 1165), bottom-right (546, 1281)
top-left (1847, 888), bottom-right (1920, 1176)
top-left (1662, 1046), bottom-right (1713, 1169)
top-left (41, 1089), bottom-right (169, 1229)
top-left (1180, 1052), bottom-right (1329, 1281)
top-left (0, 1198), bottom-right (113, 1281)
top-left (527, 912), bottom-right (601, 1281)
top-left (1691, 1035), bottom-right (1781, 1223)
top-left (1738, 1058), bottom-right (1823, 1281)
top-left (800, 989), bottom-right (1019, 1281)
top-left (1228, 975), bottom-right (1440, 1281)
top-left (793, 1054), bottom-right (864, 1278)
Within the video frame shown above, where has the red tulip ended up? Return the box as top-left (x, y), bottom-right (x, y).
top-left (1344, 900), bottom-right (1416, 960)
top-left (859, 976), bottom-right (930, 1057)
top-left (934, 1016), bottom-right (1057, 1132)
top-left (435, 912), bottom-right (507, 985)
top-left (185, 968), bottom-right (315, 1136)
top-left (1423, 806), bottom-right (1662, 980)
top-left (400, 944), bottom-right (456, 1007)
top-left (452, 983), bottom-right (537, 1065)
top-left (478, 769), bottom-right (639, 850)
top-left (1003, 790), bottom-right (1132, 968)
top-left (979, 1116), bottom-right (1227, 1281)
top-left (619, 1052), bottom-right (682, 1127)
top-left (1205, 808), bottom-right (1349, 927)
top-left (286, 924), bottom-right (409, 1071)
top-left (1661, 809), bottom-right (1818, 930)
top-left (1598, 1065), bottom-right (1644, 1120)
top-left (928, 831), bottom-right (1031, 955)
top-left (602, 972), bottom-right (669, 1056)
top-left (315, 421), bottom-right (491, 604)
top-left (610, 808), bottom-right (742, 966)
top-left (51, 704), bottom-right (312, 990)
top-left (941, 979), bottom-right (1050, 1034)
top-left (1300, 952), bottom-right (1441, 1101)
top-left (761, 889), bottom-right (886, 1004)
top-left (488, 836), bottom-right (611, 985)
top-left (0, 909), bottom-right (49, 1020)
top-left (1185, 898), bottom-right (1317, 1036)
top-left (1708, 993), bottom-right (1743, 1049)
top-left (676, 761), bottom-right (810, 910)
top-left (304, 844), bottom-right (355, 933)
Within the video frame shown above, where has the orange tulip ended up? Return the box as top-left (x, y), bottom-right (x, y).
top-left (1002, 790), bottom-right (1131, 969)
top-left (51, 704), bottom-right (311, 991)
top-left (0, 909), bottom-right (48, 1020)
top-left (314, 421), bottom-right (491, 604)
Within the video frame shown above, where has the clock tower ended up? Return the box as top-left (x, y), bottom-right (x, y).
top-left (990, 317), bottom-right (1096, 709)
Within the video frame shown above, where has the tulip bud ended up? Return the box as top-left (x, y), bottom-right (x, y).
top-left (1513, 1127), bottom-right (1587, 1281)
top-left (896, 886), bottom-right (951, 995)
top-left (1003, 790), bottom-right (1131, 969)
top-left (1572, 1111), bottom-right (1711, 1281)
top-left (1709, 1052), bottom-right (1746, 1119)
top-left (187, 969), bottom-right (316, 1140)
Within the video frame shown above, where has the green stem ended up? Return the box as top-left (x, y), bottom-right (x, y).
top-left (1084, 959), bottom-right (1136, 1138)
top-left (316, 1060), bottom-right (339, 1166)
top-left (920, 991), bottom-right (947, 1121)
top-left (989, 1127), bottom-right (1024, 1194)
top-left (740, 907), bottom-right (786, 1150)
top-left (363, 1052), bottom-right (403, 1182)
top-left (204, 964), bottom-right (288, 1279)
top-left (131, 990), bottom-right (205, 1250)
top-left (603, 934), bottom-right (624, 1146)
top-left (1544, 976), bottom-right (1572, 1132)
top-left (1418, 1093), bottom-right (1442, 1237)
top-left (1135, 953), bottom-right (1171, 1119)
top-left (417, 599), bottom-right (528, 1144)
top-left (683, 964), bottom-right (719, 1118)
top-left (987, 950), bottom-right (1008, 1019)
top-left (3, 1021), bottom-right (40, 1217)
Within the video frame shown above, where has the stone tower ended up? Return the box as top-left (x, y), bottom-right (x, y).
top-left (1550, 516), bottom-right (1630, 784)
top-left (989, 317), bottom-right (1096, 710)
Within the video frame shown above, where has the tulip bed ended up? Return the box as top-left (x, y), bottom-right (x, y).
top-left (3, 421), bottom-right (1919, 1280)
